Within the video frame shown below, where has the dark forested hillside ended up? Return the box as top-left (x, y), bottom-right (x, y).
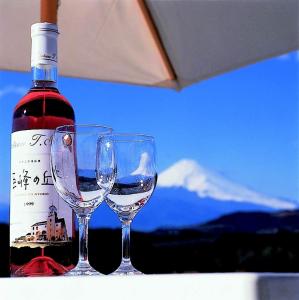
top-left (2, 210), bottom-right (299, 276)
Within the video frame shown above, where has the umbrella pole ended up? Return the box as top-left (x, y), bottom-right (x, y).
top-left (40, 0), bottom-right (58, 24)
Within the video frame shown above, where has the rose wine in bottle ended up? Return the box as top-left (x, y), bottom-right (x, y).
top-left (10, 23), bottom-right (76, 276)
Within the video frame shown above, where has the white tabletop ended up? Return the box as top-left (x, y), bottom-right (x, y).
top-left (1, 273), bottom-right (299, 300)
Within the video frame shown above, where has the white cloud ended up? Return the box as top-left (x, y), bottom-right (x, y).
top-left (275, 51), bottom-right (299, 62)
top-left (0, 85), bottom-right (27, 99)
top-left (276, 53), bottom-right (291, 60)
top-left (158, 159), bottom-right (297, 210)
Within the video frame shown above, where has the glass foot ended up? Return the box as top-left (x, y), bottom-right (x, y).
top-left (111, 262), bottom-right (143, 276)
top-left (64, 262), bottom-right (102, 276)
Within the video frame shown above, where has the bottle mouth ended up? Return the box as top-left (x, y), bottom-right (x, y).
top-left (31, 22), bottom-right (58, 68)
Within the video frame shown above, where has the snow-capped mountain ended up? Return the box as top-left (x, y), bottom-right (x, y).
top-left (90, 159), bottom-right (298, 231)
top-left (1, 159), bottom-right (297, 232)
top-left (158, 159), bottom-right (296, 210)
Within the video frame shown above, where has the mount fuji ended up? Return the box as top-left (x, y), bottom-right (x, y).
top-left (1, 159), bottom-right (297, 231)
top-left (157, 159), bottom-right (295, 210)
top-left (92, 159), bottom-right (297, 231)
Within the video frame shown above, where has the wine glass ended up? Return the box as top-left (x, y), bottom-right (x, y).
top-left (97, 133), bottom-right (157, 275)
top-left (50, 124), bottom-right (115, 276)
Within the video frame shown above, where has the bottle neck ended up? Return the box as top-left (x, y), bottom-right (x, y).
top-left (31, 23), bottom-right (59, 90)
top-left (31, 65), bottom-right (57, 89)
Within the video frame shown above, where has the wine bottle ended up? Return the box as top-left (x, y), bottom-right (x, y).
top-left (10, 23), bottom-right (76, 276)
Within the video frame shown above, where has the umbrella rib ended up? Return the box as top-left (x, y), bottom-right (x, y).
top-left (137, 0), bottom-right (177, 83)
top-left (94, 0), bottom-right (119, 43)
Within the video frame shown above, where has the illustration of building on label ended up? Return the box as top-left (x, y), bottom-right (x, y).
top-left (13, 205), bottom-right (70, 244)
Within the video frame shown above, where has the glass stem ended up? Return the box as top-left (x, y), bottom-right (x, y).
top-left (121, 220), bottom-right (132, 264)
top-left (78, 215), bottom-right (90, 265)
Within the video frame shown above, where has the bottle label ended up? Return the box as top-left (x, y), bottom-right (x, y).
top-left (10, 129), bottom-right (73, 248)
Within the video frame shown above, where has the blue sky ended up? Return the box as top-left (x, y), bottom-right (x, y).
top-left (0, 51), bottom-right (298, 209)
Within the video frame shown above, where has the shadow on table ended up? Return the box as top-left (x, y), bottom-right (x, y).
top-left (256, 275), bottom-right (299, 300)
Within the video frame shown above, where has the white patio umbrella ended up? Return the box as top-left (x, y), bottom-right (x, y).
top-left (0, 0), bottom-right (298, 89)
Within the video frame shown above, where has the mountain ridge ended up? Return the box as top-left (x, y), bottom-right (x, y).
top-left (1, 159), bottom-right (297, 231)
top-left (194, 209), bottom-right (299, 234)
